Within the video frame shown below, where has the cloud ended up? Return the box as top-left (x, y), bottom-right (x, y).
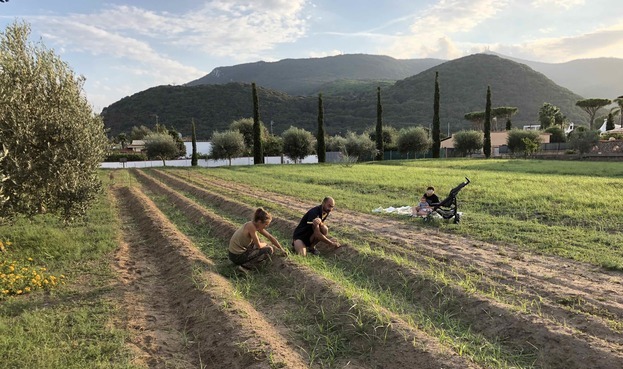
top-left (492, 22), bottom-right (623, 62)
top-left (176, 0), bottom-right (309, 59)
top-left (409, 0), bottom-right (510, 35)
top-left (531, 0), bottom-right (585, 10)
top-left (30, 0), bottom-right (310, 68)
top-left (37, 18), bottom-right (204, 83)
top-left (308, 49), bottom-right (343, 58)
top-left (379, 0), bottom-right (510, 59)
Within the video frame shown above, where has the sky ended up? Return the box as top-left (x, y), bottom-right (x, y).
top-left (1, 0), bottom-right (622, 112)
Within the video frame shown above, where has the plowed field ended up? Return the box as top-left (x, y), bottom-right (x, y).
top-left (109, 168), bottom-right (623, 369)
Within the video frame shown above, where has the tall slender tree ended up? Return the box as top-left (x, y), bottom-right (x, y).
top-left (375, 86), bottom-right (384, 161)
top-left (432, 72), bottom-right (441, 158)
top-left (606, 112), bottom-right (615, 131)
top-left (316, 93), bottom-right (326, 163)
top-left (252, 82), bottom-right (264, 164)
top-left (483, 86), bottom-right (492, 158)
top-left (191, 118), bottom-right (198, 166)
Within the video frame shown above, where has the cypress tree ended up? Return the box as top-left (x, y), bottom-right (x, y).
top-left (432, 72), bottom-right (441, 158)
top-left (252, 82), bottom-right (264, 164)
top-left (191, 118), bottom-right (198, 166)
top-left (606, 112), bottom-right (615, 131)
top-left (317, 93), bottom-right (326, 163)
top-left (375, 86), bottom-right (384, 161)
top-left (483, 86), bottom-right (492, 158)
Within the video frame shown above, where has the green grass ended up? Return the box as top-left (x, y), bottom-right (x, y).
top-left (0, 177), bottom-right (141, 369)
top-left (176, 158), bottom-right (623, 269)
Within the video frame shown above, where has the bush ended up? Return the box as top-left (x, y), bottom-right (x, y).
top-left (453, 130), bottom-right (483, 156)
top-left (327, 135), bottom-right (347, 153)
top-left (396, 126), bottom-right (431, 155)
top-left (601, 132), bottom-right (623, 141)
top-left (545, 127), bottom-right (566, 143)
top-left (507, 130), bottom-right (541, 155)
top-left (568, 129), bottom-right (600, 155)
top-left (344, 131), bottom-right (377, 161)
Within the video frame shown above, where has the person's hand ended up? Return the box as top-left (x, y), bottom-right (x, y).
top-left (332, 240), bottom-right (340, 248)
top-left (312, 217), bottom-right (322, 226)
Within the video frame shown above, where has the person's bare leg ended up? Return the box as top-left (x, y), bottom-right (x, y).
top-left (292, 239), bottom-right (308, 256)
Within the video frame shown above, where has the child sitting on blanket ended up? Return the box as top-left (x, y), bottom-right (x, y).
top-left (413, 196), bottom-right (433, 217)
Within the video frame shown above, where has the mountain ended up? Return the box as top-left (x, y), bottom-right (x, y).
top-left (101, 54), bottom-right (588, 139)
top-left (186, 54), bottom-right (444, 96)
top-left (101, 83), bottom-right (313, 140)
top-left (381, 54), bottom-right (587, 128)
top-left (487, 53), bottom-right (622, 99)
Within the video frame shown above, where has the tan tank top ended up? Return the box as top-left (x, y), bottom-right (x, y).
top-left (228, 223), bottom-right (254, 254)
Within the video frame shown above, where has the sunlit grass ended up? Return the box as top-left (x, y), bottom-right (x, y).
top-left (170, 159), bottom-right (623, 269)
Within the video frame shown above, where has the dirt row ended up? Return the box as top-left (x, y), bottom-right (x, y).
top-left (168, 170), bottom-right (623, 319)
top-left (111, 185), bottom-right (309, 368)
top-left (133, 169), bottom-right (480, 368)
top-left (151, 168), bottom-right (623, 369)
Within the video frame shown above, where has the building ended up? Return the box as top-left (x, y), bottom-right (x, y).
top-left (125, 140), bottom-right (145, 152)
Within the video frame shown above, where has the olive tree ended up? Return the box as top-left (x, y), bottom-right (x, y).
top-left (367, 125), bottom-right (398, 151)
top-left (230, 117), bottom-right (268, 156)
top-left (0, 21), bottom-right (108, 221)
top-left (453, 130), bottom-right (483, 157)
top-left (210, 130), bottom-right (245, 166)
top-left (344, 131), bottom-right (377, 161)
top-left (282, 126), bottom-right (314, 163)
top-left (144, 133), bottom-right (179, 166)
top-left (327, 135), bottom-right (347, 153)
top-left (396, 127), bottom-right (431, 157)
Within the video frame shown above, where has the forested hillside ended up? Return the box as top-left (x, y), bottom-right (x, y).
top-left (186, 54), bottom-right (444, 96)
top-left (102, 54), bottom-right (589, 139)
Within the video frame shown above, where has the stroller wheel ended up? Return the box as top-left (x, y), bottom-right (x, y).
top-left (453, 213), bottom-right (461, 224)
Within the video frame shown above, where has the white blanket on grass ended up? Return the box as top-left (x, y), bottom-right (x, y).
top-left (372, 205), bottom-right (412, 215)
top-left (372, 206), bottom-right (462, 219)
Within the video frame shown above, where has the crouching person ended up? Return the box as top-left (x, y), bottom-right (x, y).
top-left (228, 208), bottom-right (284, 274)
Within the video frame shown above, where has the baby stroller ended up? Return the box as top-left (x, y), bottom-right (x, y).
top-left (427, 177), bottom-right (470, 224)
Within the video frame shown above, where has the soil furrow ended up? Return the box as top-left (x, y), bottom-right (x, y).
top-left (134, 169), bottom-right (482, 369)
top-left (147, 169), bottom-right (623, 368)
top-left (112, 185), bottom-right (309, 369)
top-left (180, 170), bottom-right (623, 314)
